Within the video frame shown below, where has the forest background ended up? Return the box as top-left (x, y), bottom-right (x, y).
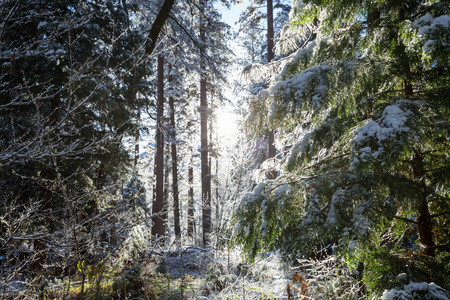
top-left (0, 0), bottom-right (449, 299)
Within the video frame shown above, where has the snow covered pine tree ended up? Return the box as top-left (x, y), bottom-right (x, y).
top-left (233, 0), bottom-right (449, 298)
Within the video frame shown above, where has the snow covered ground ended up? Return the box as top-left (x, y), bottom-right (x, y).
top-left (149, 247), bottom-right (294, 299)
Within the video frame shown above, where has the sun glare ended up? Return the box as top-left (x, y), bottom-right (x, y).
top-left (216, 110), bottom-right (239, 141)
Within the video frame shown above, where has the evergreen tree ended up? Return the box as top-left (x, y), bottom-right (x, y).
top-left (236, 0), bottom-right (290, 181)
top-left (0, 0), bottom-right (159, 294)
top-left (236, 0), bottom-right (291, 63)
top-left (233, 0), bottom-right (450, 297)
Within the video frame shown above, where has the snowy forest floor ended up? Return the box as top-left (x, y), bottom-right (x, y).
top-left (3, 246), bottom-right (365, 299)
top-left (145, 247), bottom-right (293, 299)
top-left (107, 247), bottom-right (297, 300)
top-left (38, 247), bottom-right (306, 300)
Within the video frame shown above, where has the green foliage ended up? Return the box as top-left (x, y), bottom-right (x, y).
top-left (362, 248), bottom-right (450, 298)
top-left (111, 265), bottom-right (146, 299)
top-left (233, 0), bottom-right (450, 297)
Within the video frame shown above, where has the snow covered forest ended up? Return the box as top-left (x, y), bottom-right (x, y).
top-left (0, 0), bottom-right (449, 299)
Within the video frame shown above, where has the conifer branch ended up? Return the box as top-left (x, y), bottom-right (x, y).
top-left (419, 242), bottom-right (449, 250)
top-left (168, 14), bottom-right (202, 50)
top-left (393, 215), bottom-right (418, 224)
top-left (424, 166), bottom-right (450, 174)
top-left (430, 211), bottom-right (450, 218)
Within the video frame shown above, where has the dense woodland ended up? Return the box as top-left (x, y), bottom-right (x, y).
top-left (0, 0), bottom-right (449, 299)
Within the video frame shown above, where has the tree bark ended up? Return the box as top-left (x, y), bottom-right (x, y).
top-left (163, 141), bottom-right (170, 234)
top-left (152, 54), bottom-right (165, 238)
top-left (412, 150), bottom-right (436, 256)
top-left (169, 72), bottom-right (181, 238)
top-left (266, 0), bottom-right (277, 179)
top-left (266, 0), bottom-right (274, 63)
top-left (200, 0), bottom-right (211, 246)
top-left (134, 109), bottom-right (140, 170)
top-left (215, 129), bottom-right (220, 233)
top-left (188, 162), bottom-right (195, 239)
top-left (145, 0), bottom-right (175, 55)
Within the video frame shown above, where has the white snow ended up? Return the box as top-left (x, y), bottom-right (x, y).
top-left (423, 39), bottom-right (435, 52)
top-left (413, 13), bottom-right (450, 57)
top-left (253, 181), bottom-right (266, 195)
top-left (273, 184), bottom-right (292, 196)
top-left (353, 105), bottom-right (411, 144)
top-left (351, 102), bottom-right (414, 168)
top-left (238, 182), bottom-right (267, 207)
top-left (351, 201), bottom-right (371, 235)
top-left (326, 189), bottom-right (345, 226)
top-left (381, 282), bottom-right (449, 300)
top-left (276, 40), bottom-right (316, 81)
top-left (416, 14), bottom-right (450, 35)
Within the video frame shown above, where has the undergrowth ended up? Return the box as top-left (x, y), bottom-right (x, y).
top-left (4, 247), bottom-right (449, 299)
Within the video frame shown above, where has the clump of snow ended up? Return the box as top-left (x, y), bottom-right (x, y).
top-left (290, 0), bottom-right (314, 19)
top-left (413, 14), bottom-right (450, 57)
top-left (351, 102), bottom-right (414, 169)
top-left (121, 224), bottom-right (152, 259)
top-left (276, 41), bottom-right (317, 81)
top-left (353, 105), bottom-right (412, 144)
top-left (415, 14), bottom-right (450, 36)
top-left (301, 187), bottom-right (322, 227)
top-left (381, 282), bottom-right (450, 300)
top-left (273, 184), bottom-right (292, 196)
top-left (238, 182), bottom-right (267, 208)
top-left (351, 201), bottom-right (372, 235)
top-left (326, 188), bottom-right (345, 226)
top-left (253, 181), bottom-right (266, 195)
top-left (348, 239), bottom-right (356, 249)
top-left (37, 21), bottom-right (48, 30)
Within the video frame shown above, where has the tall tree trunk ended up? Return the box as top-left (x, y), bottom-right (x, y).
top-left (169, 82), bottom-right (181, 238)
top-left (209, 94), bottom-right (215, 233)
top-left (215, 127), bottom-right (220, 233)
top-left (210, 93), bottom-right (220, 234)
top-left (152, 54), bottom-right (165, 238)
top-left (132, 54), bottom-right (140, 172)
top-left (200, 0), bottom-right (211, 246)
top-left (134, 109), bottom-right (140, 171)
top-left (393, 8), bottom-right (431, 255)
top-left (267, 0), bottom-right (274, 63)
top-left (266, 0), bottom-right (277, 179)
top-left (209, 116), bottom-right (213, 233)
top-left (412, 150), bottom-right (436, 256)
top-left (188, 161), bottom-right (195, 239)
top-left (163, 141), bottom-right (170, 235)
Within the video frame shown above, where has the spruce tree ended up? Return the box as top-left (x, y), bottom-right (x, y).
top-left (233, 0), bottom-right (450, 296)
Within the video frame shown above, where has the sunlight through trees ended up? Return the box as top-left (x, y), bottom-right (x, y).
top-left (0, 0), bottom-right (448, 299)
